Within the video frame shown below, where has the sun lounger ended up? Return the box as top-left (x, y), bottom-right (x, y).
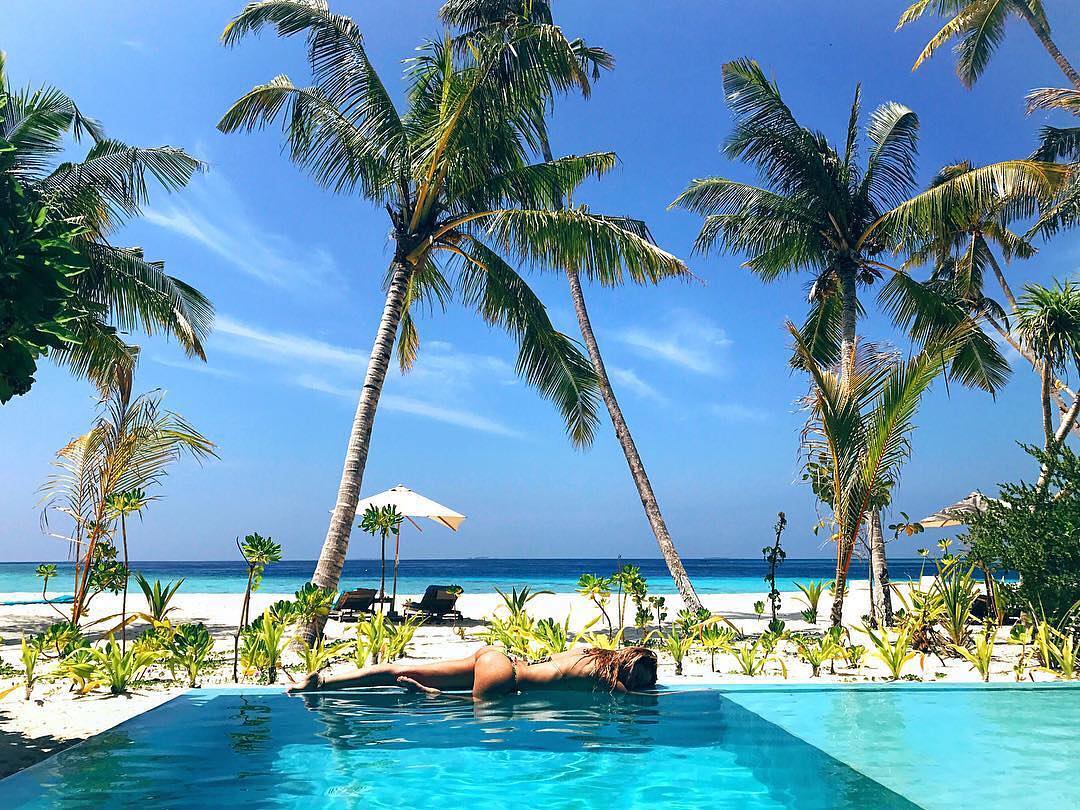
top-left (327, 588), bottom-right (377, 622)
top-left (402, 585), bottom-right (462, 622)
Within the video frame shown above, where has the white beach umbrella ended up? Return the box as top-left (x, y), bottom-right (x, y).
top-left (919, 491), bottom-right (996, 528)
top-left (355, 485), bottom-right (465, 612)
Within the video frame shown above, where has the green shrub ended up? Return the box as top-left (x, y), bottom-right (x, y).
top-left (965, 446), bottom-right (1080, 626)
top-left (167, 623), bottom-right (215, 687)
top-left (795, 581), bottom-right (827, 624)
top-left (90, 636), bottom-right (159, 694)
top-left (134, 573), bottom-right (185, 622)
top-left (954, 625), bottom-right (996, 682)
top-left (663, 631), bottom-right (692, 675)
top-left (20, 635), bottom-right (44, 700)
top-left (864, 626), bottom-right (918, 680)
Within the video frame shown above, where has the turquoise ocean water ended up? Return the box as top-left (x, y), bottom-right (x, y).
top-left (0, 557), bottom-right (934, 595)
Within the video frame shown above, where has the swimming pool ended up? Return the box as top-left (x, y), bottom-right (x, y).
top-left (3, 684), bottom-right (1076, 808)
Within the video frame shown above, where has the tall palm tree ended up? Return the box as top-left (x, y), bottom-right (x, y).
top-left (898, 0), bottom-right (1080, 89)
top-left (795, 323), bottom-right (966, 627)
top-left (0, 53), bottom-right (213, 393)
top-left (673, 58), bottom-right (1009, 622)
top-left (41, 388), bottom-right (216, 625)
top-left (440, 0), bottom-right (704, 610)
top-left (896, 158), bottom-right (1080, 441)
top-left (218, 1), bottom-right (688, 606)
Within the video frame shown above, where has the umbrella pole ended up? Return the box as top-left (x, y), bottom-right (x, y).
top-left (391, 526), bottom-right (401, 616)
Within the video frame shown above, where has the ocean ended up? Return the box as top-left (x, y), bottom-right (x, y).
top-left (0, 557), bottom-right (934, 596)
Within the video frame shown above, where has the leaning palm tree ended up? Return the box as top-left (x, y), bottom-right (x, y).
top-left (218, 1), bottom-right (688, 604)
top-left (897, 0), bottom-right (1080, 89)
top-left (795, 323), bottom-right (966, 627)
top-left (0, 53), bottom-right (213, 394)
top-left (41, 388), bottom-right (216, 625)
top-left (672, 58), bottom-right (1009, 618)
top-left (440, 0), bottom-right (704, 610)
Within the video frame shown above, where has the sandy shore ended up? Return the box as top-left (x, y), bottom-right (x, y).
top-left (0, 583), bottom-right (1042, 778)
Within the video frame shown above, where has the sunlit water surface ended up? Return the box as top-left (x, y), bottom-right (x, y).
top-left (3, 685), bottom-right (1076, 809)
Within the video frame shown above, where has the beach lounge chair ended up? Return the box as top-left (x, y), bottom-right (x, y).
top-left (327, 588), bottom-right (377, 622)
top-left (402, 586), bottom-right (462, 622)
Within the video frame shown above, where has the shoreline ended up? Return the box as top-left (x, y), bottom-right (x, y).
top-left (0, 583), bottom-right (1044, 780)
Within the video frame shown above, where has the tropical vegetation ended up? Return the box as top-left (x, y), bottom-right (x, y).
top-left (0, 53), bottom-right (212, 397)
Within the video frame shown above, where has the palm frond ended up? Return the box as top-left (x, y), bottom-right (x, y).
top-left (1026, 87), bottom-right (1080, 115)
top-left (868, 160), bottom-right (1067, 244)
top-left (446, 235), bottom-right (600, 447)
top-left (478, 206), bottom-right (689, 286)
top-left (860, 102), bottom-right (920, 211)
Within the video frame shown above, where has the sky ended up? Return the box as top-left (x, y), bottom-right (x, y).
top-left (1, 1), bottom-right (1077, 562)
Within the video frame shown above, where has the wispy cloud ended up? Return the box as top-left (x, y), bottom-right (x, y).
top-left (213, 315), bottom-right (521, 436)
top-left (615, 312), bottom-right (733, 374)
top-left (710, 402), bottom-right (768, 423)
top-left (295, 375), bottom-right (522, 437)
top-left (122, 39), bottom-right (149, 53)
top-left (214, 316), bottom-right (364, 368)
top-left (609, 367), bottom-right (667, 404)
top-left (143, 172), bottom-right (339, 292)
top-left (151, 356), bottom-right (239, 379)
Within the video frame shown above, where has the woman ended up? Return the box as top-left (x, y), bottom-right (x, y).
top-left (288, 645), bottom-right (658, 699)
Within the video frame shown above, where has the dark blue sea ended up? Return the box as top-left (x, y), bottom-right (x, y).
top-left (0, 558), bottom-right (934, 596)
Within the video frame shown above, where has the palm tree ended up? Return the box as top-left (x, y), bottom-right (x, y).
top-left (897, 158), bottom-right (1080, 437)
top-left (1028, 87), bottom-right (1080, 239)
top-left (898, 0), bottom-right (1080, 89)
top-left (795, 323), bottom-right (966, 627)
top-left (233, 532), bottom-right (282, 681)
top-left (0, 53), bottom-right (213, 393)
top-left (673, 58), bottom-right (1009, 622)
top-left (104, 487), bottom-right (148, 652)
top-left (672, 59), bottom-right (927, 385)
top-left (1014, 281), bottom-right (1080, 483)
top-left (218, 1), bottom-right (688, 609)
top-left (41, 389), bottom-right (216, 625)
top-left (440, 0), bottom-right (704, 610)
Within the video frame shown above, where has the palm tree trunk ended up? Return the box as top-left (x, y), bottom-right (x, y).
top-left (315, 263), bottom-right (410, 571)
top-left (829, 557), bottom-right (850, 628)
top-left (564, 266), bottom-right (704, 612)
top-left (1024, 17), bottom-right (1080, 89)
top-left (1037, 393), bottom-right (1080, 491)
top-left (120, 514), bottom-right (129, 654)
top-left (838, 266), bottom-right (859, 385)
top-left (309, 260), bottom-right (411, 629)
top-left (830, 264), bottom-right (860, 627)
top-left (1041, 361), bottom-right (1055, 449)
top-left (234, 568), bottom-right (254, 682)
top-left (868, 510), bottom-right (892, 627)
top-left (537, 132), bottom-right (703, 613)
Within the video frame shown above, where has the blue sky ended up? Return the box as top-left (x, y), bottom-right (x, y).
top-left (1, 1), bottom-right (1077, 562)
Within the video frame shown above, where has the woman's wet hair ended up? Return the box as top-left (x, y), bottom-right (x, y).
top-left (585, 647), bottom-right (658, 692)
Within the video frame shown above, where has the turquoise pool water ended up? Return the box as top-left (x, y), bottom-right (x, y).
top-left (3, 685), bottom-right (1076, 808)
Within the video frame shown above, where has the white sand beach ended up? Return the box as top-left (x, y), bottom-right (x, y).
top-left (0, 582), bottom-right (1043, 777)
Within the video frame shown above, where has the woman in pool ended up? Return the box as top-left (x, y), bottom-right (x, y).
top-left (288, 645), bottom-right (658, 699)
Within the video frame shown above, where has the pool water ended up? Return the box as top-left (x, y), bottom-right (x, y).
top-left (2, 685), bottom-right (1076, 808)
